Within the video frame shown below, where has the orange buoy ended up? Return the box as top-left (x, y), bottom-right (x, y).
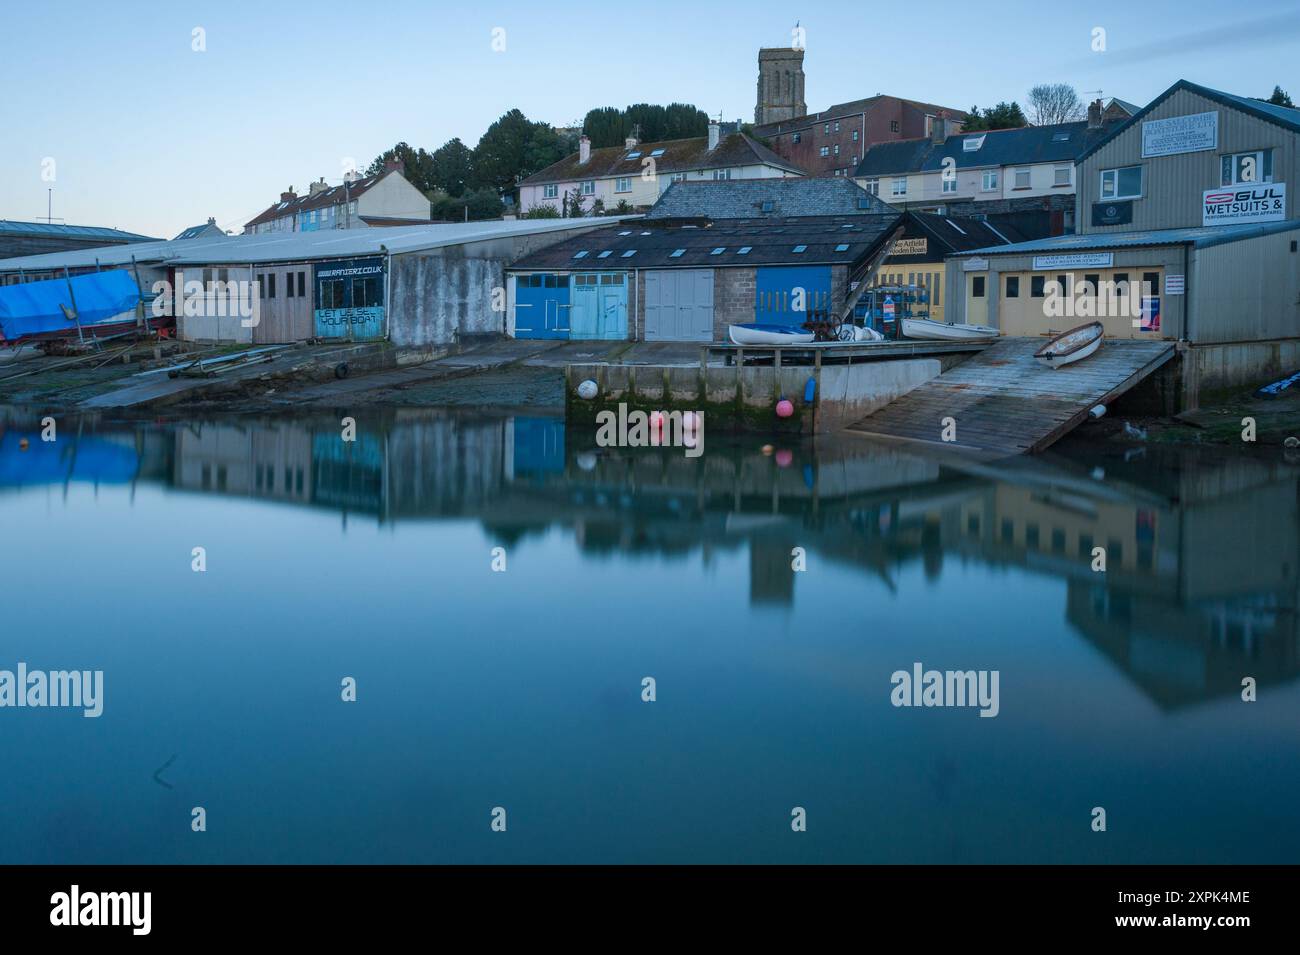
top-left (18, 438), bottom-right (30, 451)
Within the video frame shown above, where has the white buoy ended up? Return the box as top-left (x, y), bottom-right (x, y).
top-left (576, 379), bottom-right (598, 400)
top-left (1089, 404), bottom-right (1107, 419)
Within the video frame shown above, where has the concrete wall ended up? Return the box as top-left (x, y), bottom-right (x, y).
top-left (392, 224), bottom-right (602, 347)
top-left (1183, 339), bottom-right (1300, 404)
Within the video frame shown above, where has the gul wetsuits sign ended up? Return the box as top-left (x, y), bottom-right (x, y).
top-left (1202, 183), bottom-right (1286, 226)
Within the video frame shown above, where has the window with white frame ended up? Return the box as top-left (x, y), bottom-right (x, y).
top-left (712, 168), bottom-right (732, 180)
top-left (1053, 164), bottom-right (1071, 186)
top-left (671, 172), bottom-right (686, 183)
top-left (981, 170), bottom-right (999, 191)
top-left (819, 146), bottom-right (830, 157)
top-left (543, 184), bottom-right (558, 199)
top-left (1100, 165), bottom-right (1142, 200)
top-left (892, 177), bottom-right (907, 196)
top-left (1013, 168), bottom-right (1031, 189)
top-left (1221, 150), bottom-right (1273, 185)
top-left (615, 177), bottom-right (631, 193)
top-left (942, 176), bottom-right (957, 193)
top-left (863, 178), bottom-right (879, 195)
top-left (582, 180), bottom-right (595, 195)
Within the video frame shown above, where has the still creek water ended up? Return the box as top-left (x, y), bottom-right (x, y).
top-left (1, 406), bottom-right (1298, 864)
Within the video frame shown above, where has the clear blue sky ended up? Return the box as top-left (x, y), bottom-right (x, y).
top-left (2, 0), bottom-right (1297, 238)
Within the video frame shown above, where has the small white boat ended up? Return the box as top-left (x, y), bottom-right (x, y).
top-left (1034, 321), bottom-right (1104, 368)
top-left (901, 318), bottom-right (999, 341)
top-left (853, 325), bottom-right (885, 342)
top-left (728, 323), bottom-right (815, 346)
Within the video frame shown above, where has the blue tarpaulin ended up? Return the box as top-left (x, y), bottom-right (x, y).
top-left (0, 270), bottom-right (141, 344)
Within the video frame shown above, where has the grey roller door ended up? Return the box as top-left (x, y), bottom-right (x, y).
top-left (644, 269), bottom-right (714, 341)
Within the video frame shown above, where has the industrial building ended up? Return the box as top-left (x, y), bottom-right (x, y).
top-left (944, 79), bottom-right (1300, 401)
top-left (0, 220), bottom-right (159, 260)
top-left (0, 218), bottom-right (620, 348)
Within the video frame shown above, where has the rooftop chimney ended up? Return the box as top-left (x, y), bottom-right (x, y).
top-left (280, 188), bottom-right (297, 202)
top-left (1087, 98), bottom-right (1103, 129)
top-left (383, 158), bottom-right (405, 175)
top-left (624, 134), bottom-right (639, 149)
top-left (708, 121), bottom-right (721, 151)
top-left (579, 135), bottom-right (591, 164)
top-left (309, 177), bottom-right (329, 196)
top-left (207, 216), bottom-right (216, 225)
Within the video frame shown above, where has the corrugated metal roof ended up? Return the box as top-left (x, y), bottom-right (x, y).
top-left (952, 218), bottom-right (1300, 256)
top-left (0, 220), bottom-right (158, 241)
top-left (0, 218), bottom-right (633, 273)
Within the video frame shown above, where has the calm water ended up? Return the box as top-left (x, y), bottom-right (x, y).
top-left (1, 406), bottom-right (1298, 864)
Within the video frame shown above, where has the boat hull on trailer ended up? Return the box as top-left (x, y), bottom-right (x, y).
top-left (901, 318), bottom-right (999, 341)
top-left (728, 323), bottom-right (816, 346)
top-left (1034, 321), bottom-right (1104, 368)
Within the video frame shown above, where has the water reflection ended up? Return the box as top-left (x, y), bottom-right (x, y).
top-left (3, 405), bottom-right (1296, 714)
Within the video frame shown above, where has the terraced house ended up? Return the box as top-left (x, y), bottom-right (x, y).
top-left (243, 162), bottom-right (433, 235)
top-left (517, 123), bottom-right (804, 215)
top-left (854, 100), bottom-right (1134, 234)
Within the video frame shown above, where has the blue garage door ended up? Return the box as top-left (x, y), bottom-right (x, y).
top-left (570, 273), bottom-right (627, 340)
top-left (514, 273), bottom-right (570, 340)
top-left (756, 266), bottom-right (832, 326)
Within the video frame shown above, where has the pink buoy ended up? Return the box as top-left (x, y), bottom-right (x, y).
top-left (775, 399), bottom-right (794, 419)
top-left (775, 448), bottom-right (794, 467)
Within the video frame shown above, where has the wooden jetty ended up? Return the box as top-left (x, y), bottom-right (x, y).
top-left (847, 337), bottom-right (1176, 456)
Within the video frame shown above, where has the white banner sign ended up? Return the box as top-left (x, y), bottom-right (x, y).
top-left (1165, 274), bottom-right (1185, 295)
top-left (1202, 183), bottom-right (1287, 225)
top-left (1142, 111), bottom-right (1218, 158)
top-left (962, 257), bottom-right (989, 272)
top-left (1032, 253), bottom-right (1114, 270)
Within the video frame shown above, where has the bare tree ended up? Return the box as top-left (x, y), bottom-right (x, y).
top-left (1027, 84), bottom-right (1085, 126)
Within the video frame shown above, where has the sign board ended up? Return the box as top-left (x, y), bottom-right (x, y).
top-left (889, 237), bottom-right (929, 257)
top-left (883, 296), bottom-right (895, 320)
top-left (314, 256), bottom-right (386, 340)
top-left (1032, 253), bottom-right (1114, 270)
top-left (1091, 201), bottom-right (1133, 227)
top-left (962, 257), bottom-right (989, 272)
top-left (1165, 274), bottom-right (1185, 295)
top-left (1139, 296), bottom-right (1161, 333)
top-left (1202, 183), bottom-right (1287, 226)
top-left (1142, 111), bottom-right (1218, 158)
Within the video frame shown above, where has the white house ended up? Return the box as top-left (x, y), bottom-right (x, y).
top-left (244, 163), bottom-right (432, 234)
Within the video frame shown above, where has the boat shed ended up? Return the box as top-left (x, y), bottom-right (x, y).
top-left (0, 218), bottom-right (622, 347)
top-left (504, 213), bottom-right (904, 341)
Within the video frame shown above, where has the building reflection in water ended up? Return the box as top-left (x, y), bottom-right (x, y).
top-left (2, 405), bottom-right (1296, 709)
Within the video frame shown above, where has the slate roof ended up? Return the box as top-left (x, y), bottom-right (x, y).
top-left (508, 214), bottom-right (902, 272)
top-left (244, 172), bottom-right (395, 229)
top-left (0, 220), bottom-right (157, 242)
top-left (645, 177), bottom-right (895, 219)
top-left (951, 218), bottom-right (1300, 256)
top-left (1075, 79), bottom-right (1300, 165)
top-left (518, 133), bottom-right (805, 187)
top-left (854, 120), bottom-right (1125, 177)
top-left (173, 220), bottom-right (227, 241)
top-left (906, 212), bottom-right (1016, 253)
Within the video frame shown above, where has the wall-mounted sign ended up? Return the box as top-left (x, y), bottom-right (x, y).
top-left (314, 256), bottom-right (386, 340)
top-left (962, 257), bottom-right (989, 272)
top-left (1032, 252), bottom-right (1114, 270)
top-left (1091, 201), bottom-right (1133, 227)
top-left (1165, 274), bottom-right (1185, 295)
top-left (1140, 296), bottom-right (1161, 333)
top-left (889, 237), bottom-right (929, 257)
top-left (1142, 111), bottom-right (1218, 158)
top-left (1202, 183), bottom-right (1287, 226)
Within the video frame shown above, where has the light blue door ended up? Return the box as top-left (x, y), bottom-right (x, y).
top-left (514, 273), bottom-right (570, 340)
top-left (570, 273), bottom-right (627, 340)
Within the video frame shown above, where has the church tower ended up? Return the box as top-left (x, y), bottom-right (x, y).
top-left (754, 47), bottom-right (807, 125)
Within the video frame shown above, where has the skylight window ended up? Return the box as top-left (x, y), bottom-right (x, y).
top-left (1051, 131), bottom-right (1071, 142)
top-left (621, 249), bottom-right (636, 258)
top-left (670, 249), bottom-right (685, 257)
top-left (650, 149), bottom-right (665, 157)
top-left (834, 243), bottom-right (850, 252)
top-left (597, 251), bottom-right (612, 258)
top-left (946, 219), bottom-right (967, 235)
top-left (963, 135), bottom-right (986, 151)
top-left (737, 247), bottom-right (752, 255)
top-left (761, 200), bottom-right (775, 212)
top-left (792, 245), bottom-right (807, 253)
top-left (573, 250), bottom-right (589, 258)
top-left (626, 151), bottom-right (642, 159)
top-left (640, 231), bottom-right (651, 235)
top-left (618, 230), bottom-right (632, 236)
top-left (711, 247), bottom-right (725, 255)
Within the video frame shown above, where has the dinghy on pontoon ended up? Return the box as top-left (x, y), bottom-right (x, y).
top-left (728, 323), bottom-right (816, 346)
top-left (900, 318), bottom-right (999, 341)
top-left (1034, 321), bottom-right (1104, 368)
